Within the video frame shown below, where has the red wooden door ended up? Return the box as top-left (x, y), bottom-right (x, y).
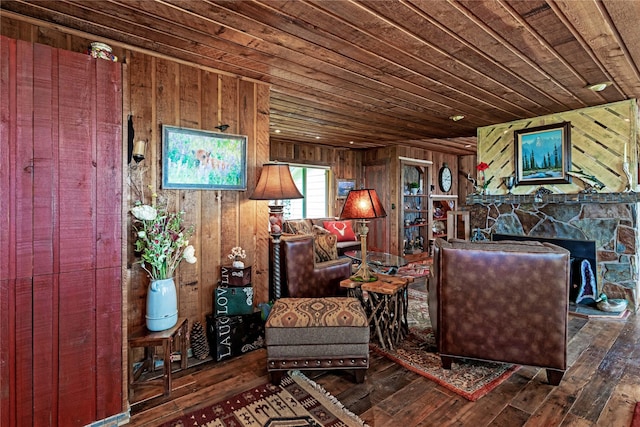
top-left (1, 36), bottom-right (123, 426)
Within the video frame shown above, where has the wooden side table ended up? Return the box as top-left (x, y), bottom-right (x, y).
top-left (340, 277), bottom-right (363, 301)
top-left (343, 275), bottom-right (410, 350)
top-left (341, 273), bottom-right (412, 304)
top-left (128, 317), bottom-right (188, 396)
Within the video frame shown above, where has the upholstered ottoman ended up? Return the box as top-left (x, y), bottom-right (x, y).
top-left (265, 297), bottom-right (369, 384)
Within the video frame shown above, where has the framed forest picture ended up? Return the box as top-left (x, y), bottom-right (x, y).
top-left (514, 122), bottom-right (571, 186)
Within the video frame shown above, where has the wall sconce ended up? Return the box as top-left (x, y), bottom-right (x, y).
top-left (132, 140), bottom-right (147, 163)
top-left (215, 124), bottom-right (230, 132)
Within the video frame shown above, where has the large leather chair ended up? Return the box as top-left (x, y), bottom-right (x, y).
top-left (428, 238), bottom-right (571, 385)
top-left (280, 234), bottom-right (352, 297)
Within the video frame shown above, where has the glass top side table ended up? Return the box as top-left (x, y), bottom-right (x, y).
top-left (344, 251), bottom-right (408, 275)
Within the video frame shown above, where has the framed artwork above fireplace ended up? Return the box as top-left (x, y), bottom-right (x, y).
top-left (514, 122), bottom-right (572, 186)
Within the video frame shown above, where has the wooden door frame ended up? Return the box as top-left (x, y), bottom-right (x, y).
top-left (363, 159), bottom-right (391, 253)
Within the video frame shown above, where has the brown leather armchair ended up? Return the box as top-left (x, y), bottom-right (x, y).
top-left (279, 235), bottom-right (352, 298)
top-left (429, 238), bottom-right (570, 385)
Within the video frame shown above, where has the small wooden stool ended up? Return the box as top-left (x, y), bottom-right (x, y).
top-left (361, 276), bottom-right (410, 350)
top-left (128, 317), bottom-right (188, 396)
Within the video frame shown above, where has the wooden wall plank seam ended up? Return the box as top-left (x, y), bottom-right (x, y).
top-left (51, 42), bottom-right (61, 427)
top-left (0, 34), bottom-right (17, 427)
top-left (177, 64), bottom-right (200, 325)
top-left (32, 43), bottom-right (55, 277)
top-left (57, 48), bottom-right (98, 426)
top-left (15, 277), bottom-right (34, 426)
top-left (219, 74), bottom-right (240, 270)
top-left (238, 79), bottom-right (257, 303)
top-left (15, 39), bottom-right (34, 279)
top-left (94, 57), bottom-right (123, 419)
top-left (254, 83), bottom-right (271, 308)
top-left (32, 275), bottom-right (55, 425)
top-left (15, 37), bottom-right (35, 427)
top-left (31, 42), bottom-right (56, 427)
top-left (199, 70), bottom-right (220, 322)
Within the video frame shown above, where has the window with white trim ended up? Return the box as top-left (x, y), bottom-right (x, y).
top-left (284, 165), bottom-right (329, 219)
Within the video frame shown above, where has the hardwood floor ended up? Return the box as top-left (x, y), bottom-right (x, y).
top-left (128, 289), bottom-right (639, 426)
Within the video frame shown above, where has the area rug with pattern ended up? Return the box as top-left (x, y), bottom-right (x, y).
top-left (160, 370), bottom-right (368, 427)
top-left (369, 288), bottom-right (520, 402)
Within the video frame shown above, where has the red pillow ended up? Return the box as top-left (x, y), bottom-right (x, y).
top-left (323, 220), bottom-right (357, 242)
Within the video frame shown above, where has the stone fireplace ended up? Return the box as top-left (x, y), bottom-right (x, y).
top-left (466, 192), bottom-right (639, 312)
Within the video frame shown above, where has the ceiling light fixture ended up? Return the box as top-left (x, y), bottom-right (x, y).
top-left (274, 129), bottom-right (281, 133)
top-left (449, 115), bottom-right (465, 122)
top-left (587, 81), bottom-right (612, 92)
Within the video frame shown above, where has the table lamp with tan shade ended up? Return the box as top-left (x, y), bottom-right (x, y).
top-left (339, 188), bottom-right (387, 282)
top-left (249, 162), bottom-right (303, 299)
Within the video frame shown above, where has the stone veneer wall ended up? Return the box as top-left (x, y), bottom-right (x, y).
top-left (466, 193), bottom-right (639, 311)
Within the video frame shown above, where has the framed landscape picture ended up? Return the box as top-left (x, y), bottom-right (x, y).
top-left (514, 122), bottom-right (572, 186)
top-left (162, 125), bottom-right (247, 190)
top-left (337, 179), bottom-right (356, 199)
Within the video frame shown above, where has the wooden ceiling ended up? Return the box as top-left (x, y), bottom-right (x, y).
top-left (2, 1), bottom-right (639, 155)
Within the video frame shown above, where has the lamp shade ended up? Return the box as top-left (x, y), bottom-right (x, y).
top-left (249, 162), bottom-right (303, 201)
top-left (339, 188), bottom-right (387, 220)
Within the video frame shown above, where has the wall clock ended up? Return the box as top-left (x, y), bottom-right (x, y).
top-left (438, 163), bottom-right (452, 192)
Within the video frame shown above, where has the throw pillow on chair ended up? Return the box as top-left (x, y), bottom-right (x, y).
top-left (313, 233), bottom-right (338, 262)
top-left (284, 219), bottom-right (313, 235)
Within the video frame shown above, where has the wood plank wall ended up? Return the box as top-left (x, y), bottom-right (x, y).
top-left (1, 35), bottom-right (123, 426)
top-left (122, 61), bottom-right (272, 362)
top-left (1, 18), bottom-right (271, 424)
top-left (124, 50), bottom-right (271, 334)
